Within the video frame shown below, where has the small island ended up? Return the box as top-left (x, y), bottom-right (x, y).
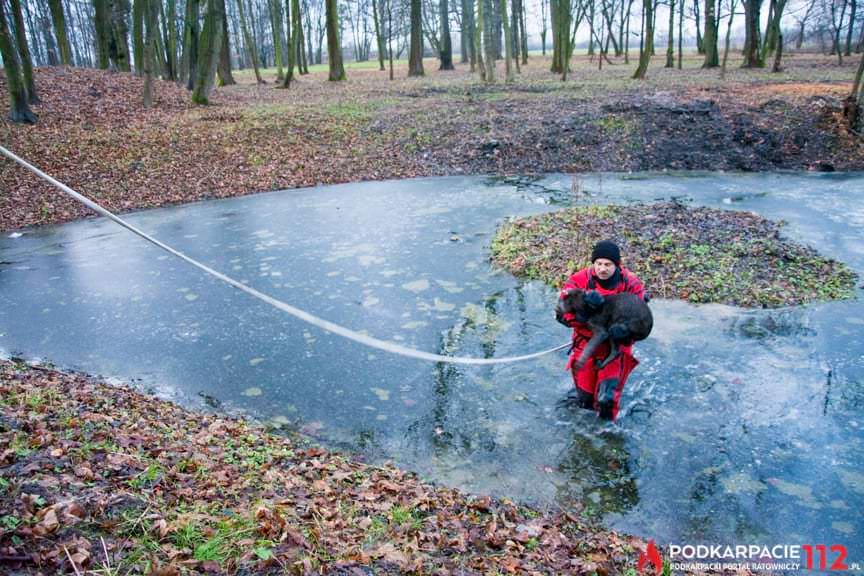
top-left (491, 202), bottom-right (858, 308)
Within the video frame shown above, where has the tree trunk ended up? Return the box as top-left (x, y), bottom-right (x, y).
top-left (269, 0), bottom-right (285, 80)
top-left (192, 0), bottom-right (224, 103)
top-left (237, 0), bottom-right (264, 81)
top-left (484, 0), bottom-right (495, 79)
top-left (217, 0), bottom-right (236, 84)
top-left (110, 0), bottom-right (132, 71)
top-left (440, 0), bottom-right (454, 68)
top-left (48, 0), bottom-right (74, 64)
top-left (373, 0), bottom-right (386, 69)
top-left (23, 0), bottom-right (43, 66)
top-left (475, 0), bottom-right (486, 80)
top-left (550, 0), bottom-right (558, 71)
top-left (677, 0), bottom-right (683, 67)
top-left (492, 0), bottom-right (502, 59)
top-left (666, 0), bottom-right (674, 67)
top-left (761, 0), bottom-right (786, 61)
top-left (512, 0), bottom-right (521, 72)
top-left (633, 0), bottom-right (654, 78)
top-left (625, 0), bottom-right (632, 62)
top-left (166, 0), bottom-right (179, 79)
top-left (143, 0), bottom-right (159, 107)
top-left (846, 49), bottom-right (864, 129)
top-left (772, 32), bottom-right (783, 71)
top-left (182, 0), bottom-right (199, 88)
top-left (325, 0), bottom-right (345, 79)
top-left (38, 1), bottom-right (60, 65)
top-left (464, 0), bottom-right (476, 69)
top-left (281, 0), bottom-right (296, 87)
top-left (9, 0), bottom-right (38, 103)
top-left (291, 0), bottom-right (302, 74)
top-left (693, 0), bottom-right (703, 52)
top-left (540, 0), bottom-right (548, 56)
top-left (408, 0), bottom-right (424, 75)
top-left (133, 0), bottom-right (145, 72)
top-left (0, 0), bottom-right (37, 122)
top-left (831, 0), bottom-right (847, 65)
top-left (94, 0), bottom-right (112, 68)
top-left (519, 0), bottom-right (528, 63)
top-left (720, 0), bottom-right (736, 78)
top-left (702, 0), bottom-right (719, 66)
top-left (742, 0), bottom-right (763, 66)
top-left (385, 0), bottom-right (393, 78)
top-left (500, 0), bottom-right (513, 80)
top-left (282, 0), bottom-right (294, 81)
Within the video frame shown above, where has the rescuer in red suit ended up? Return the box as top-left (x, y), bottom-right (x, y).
top-left (555, 240), bottom-right (647, 420)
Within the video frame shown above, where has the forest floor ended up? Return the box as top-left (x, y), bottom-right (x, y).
top-left (0, 358), bottom-right (661, 575)
top-left (0, 52), bottom-right (859, 574)
top-left (2, 52), bottom-right (864, 231)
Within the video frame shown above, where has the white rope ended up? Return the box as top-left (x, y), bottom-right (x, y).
top-left (0, 145), bottom-right (572, 365)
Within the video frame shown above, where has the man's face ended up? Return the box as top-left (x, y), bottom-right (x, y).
top-left (592, 258), bottom-right (616, 280)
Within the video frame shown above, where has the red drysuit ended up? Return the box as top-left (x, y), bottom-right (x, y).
top-left (558, 266), bottom-right (646, 420)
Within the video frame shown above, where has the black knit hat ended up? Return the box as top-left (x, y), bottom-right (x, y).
top-left (591, 240), bottom-right (621, 265)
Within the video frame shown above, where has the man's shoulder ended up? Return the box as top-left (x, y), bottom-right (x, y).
top-left (565, 267), bottom-right (592, 287)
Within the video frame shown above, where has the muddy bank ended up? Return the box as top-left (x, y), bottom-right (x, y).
top-left (2, 54), bottom-right (864, 231)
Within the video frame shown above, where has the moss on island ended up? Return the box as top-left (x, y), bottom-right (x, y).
top-left (490, 202), bottom-right (858, 308)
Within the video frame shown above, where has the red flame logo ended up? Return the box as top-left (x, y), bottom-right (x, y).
top-left (637, 540), bottom-right (663, 575)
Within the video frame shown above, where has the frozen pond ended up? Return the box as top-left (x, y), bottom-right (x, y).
top-left (1, 173), bottom-right (863, 562)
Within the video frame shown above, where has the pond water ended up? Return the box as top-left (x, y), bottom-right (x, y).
top-left (2, 173), bottom-right (863, 564)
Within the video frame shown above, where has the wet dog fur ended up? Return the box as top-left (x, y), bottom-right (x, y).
top-left (561, 289), bottom-right (653, 370)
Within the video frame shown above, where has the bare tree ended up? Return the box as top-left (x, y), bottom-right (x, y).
top-left (500, 0), bottom-right (513, 80)
top-left (761, 0), bottom-right (787, 61)
top-left (828, 0), bottom-right (849, 63)
top-left (192, 0), bottom-right (224, 103)
top-left (720, 0), bottom-right (739, 77)
top-left (791, 0), bottom-right (817, 48)
top-left (633, 0), bottom-right (655, 78)
top-left (218, 0), bottom-right (237, 84)
top-left (678, 0), bottom-right (683, 66)
top-left (666, 0), bottom-right (675, 66)
top-left (703, 0), bottom-right (719, 66)
top-left (181, 0), bottom-right (199, 87)
top-left (847, 47), bottom-right (864, 128)
top-left (540, 0), bottom-right (549, 53)
top-left (236, 0), bottom-right (264, 81)
top-left (48, 0), bottom-right (74, 64)
top-left (742, 0), bottom-right (763, 66)
top-left (326, 0), bottom-right (346, 79)
top-left (0, 0), bottom-right (37, 122)
top-left (373, 0), bottom-right (386, 68)
top-left (10, 0), bottom-right (38, 103)
top-left (408, 0), bottom-right (424, 74)
top-left (440, 0), bottom-right (454, 69)
top-left (142, 0), bottom-right (159, 107)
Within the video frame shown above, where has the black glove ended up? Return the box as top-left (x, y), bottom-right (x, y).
top-left (584, 290), bottom-right (604, 309)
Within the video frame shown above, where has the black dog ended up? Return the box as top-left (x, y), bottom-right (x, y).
top-left (559, 288), bottom-right (653, 370)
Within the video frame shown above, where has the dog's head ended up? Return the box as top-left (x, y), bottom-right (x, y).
top-left (560, 288), bottom-right (589, 317)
